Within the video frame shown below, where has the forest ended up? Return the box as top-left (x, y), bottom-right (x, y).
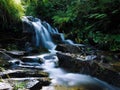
top-left (0, 0), bottom-right (120, 51)
top-left (0, 0), bottom-right (120, 90)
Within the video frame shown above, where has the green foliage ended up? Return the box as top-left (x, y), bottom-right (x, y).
top-left (88, 13), bottom-right (107, 19)
top-left (53, 11), bottom-right (70, 25)
top-left (13, 82), bottom-right (26, 90)
top-left (89, 31), bottom-right (120, 51)
top-left (0, 0), bottom-right (25, 32)
top-left (0, 0), bottom-right (120, 51)
top-left (32, 0), bottom-right (120, 51)
top-left (21, 0), bottom-right (38, 16)
top-left (0, 0), bottom-right (24, 21)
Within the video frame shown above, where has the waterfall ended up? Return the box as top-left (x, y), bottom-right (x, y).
top-left (22, 16), bottom-right (57, 50)
top-left (22, 16), bottom-right (74, 50)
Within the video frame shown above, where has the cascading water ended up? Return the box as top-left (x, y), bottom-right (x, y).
top-left (22, 16), bottom-right (56, 50)
top-left (22, 16), bottom-right (74, 50)
top-left (21, 16), bottom-right (119, 90)
top-left (21, 53), bottom-right (117, 90)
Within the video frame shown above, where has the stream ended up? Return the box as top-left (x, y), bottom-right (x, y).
top-left (4, 16), bottom-right (118, 90)
top-left (17, 53), bottom-right (117, 90)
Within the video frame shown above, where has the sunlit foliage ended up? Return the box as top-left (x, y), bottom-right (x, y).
top-left (0, 0), bottom-right (24, 21)
top-left (0, 0), bottom-right (25, 32)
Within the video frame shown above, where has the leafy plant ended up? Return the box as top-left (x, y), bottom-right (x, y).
top-left (0, 0), bottom-right (24, 21)
top-left (13, 82), bottom-right (26, 90)
top-left (0, 0), bottom-right (120, 51)
top-left (0, 0), bottom-right (25, 33)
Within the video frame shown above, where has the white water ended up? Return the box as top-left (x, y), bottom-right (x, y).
top-left (21, 53), bottom-right (116, 90)
top-left (22, 16), bottom-right (74, 50)
top-left (22, 16), bottom-right (118, 90)
top-left (22, 16), bottom-right (56, 50)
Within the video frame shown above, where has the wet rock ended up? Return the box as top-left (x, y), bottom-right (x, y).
top-left (27, 79), bottom-right (41, 90)
top-left (0, 44), bottom-right (2, 48)
top-left (29, 79), bottom-right (50, 90)
top-left (24, 43), bottom-right (48, 55)
top-left (56, 52), bottom-right (94, 73)
top-left (51, 33), bottom-right (63, 43)
top-left (0, 51), bottom-right (13, 67)
top-left (44, 54), bottom-right (56, 60)
top-left (4, 77), bottom-right (50, 90)
top-left (0, 82), bottom-right (13, 90)
top-left (19, 63), bottom-right (43, 69)
top-left (55, 44), bottom-right (85, 54)
top-left (21, 56), bottom-right (44, 63)
top-left (56, 52), bottom-right (120, 87)
top-left (91, 61), bottom-right (120, 87)
top-left (0, 51), bottom-right (13, 60)
top-left (8, 59), bottom-right (23, 66)
top-left (0, 69), bottom-right (49, 78)
top-left (5, 50), bottom-right (27, 58)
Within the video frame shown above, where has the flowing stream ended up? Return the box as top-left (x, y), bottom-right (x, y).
top-left (22, 16), bottom-right (118, 90)
top-left (21, 53), bottom-right (116, 90)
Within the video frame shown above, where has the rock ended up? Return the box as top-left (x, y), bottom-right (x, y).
top-left (21, 56), bottom-right (44, 63)
top-left (51, 33), bottom-right (63, 43)
top-left (0, 44), bottom-right (2, 48)
top-left (56, 52), bottom-right (120, 87)
top-left (92, 61), bottom-right (120, 87)
top-left (55, 44), bottom-right (85, 54)
top-left (0, 69), bottom-right (49, 78)
top-left (28, 78), bottom-right (51, 90)
top-left (0, 51), bottom-right (13, 67)
top-left (56, 52), bottom-right (94, 73)
top-left (27, 79), bottom-right (42, 90)
top-left (4, 77), bottom-right (50, 90)
top-left (0, 82), bottom-right (12, 90)
top-left (0, 51), bottom-right (13, 60)
top-left (22, 16), bottom-right (34, 34)
top-left (8, 59), bottom-right (23, 66)
top-left (24, 43), bottom-right (48, 55)
top-left (5, 50), bottom-right (27, 58)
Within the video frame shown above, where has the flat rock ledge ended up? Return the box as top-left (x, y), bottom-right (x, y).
top-left (0, 82), bottom-right (13, 90)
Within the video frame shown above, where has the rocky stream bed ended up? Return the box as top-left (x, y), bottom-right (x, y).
top-left (0, 44), bottom-right (120, 90)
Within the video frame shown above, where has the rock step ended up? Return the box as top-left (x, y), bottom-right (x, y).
top-left (0, 82), bottom-right (12, 90)
top-left (0, 69), bottom-right (49, 78)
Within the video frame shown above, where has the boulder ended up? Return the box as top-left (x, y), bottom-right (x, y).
top-left (56, 52), bottom-right (120, 87)
top-left (55, 44), bottom-right (85, 54)
top-left (28, 78), bottom-right (51, 90)
top-left (56, 52), bottom-right (95, 73)
top-left (51, 33), bottom-right (63, 43)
